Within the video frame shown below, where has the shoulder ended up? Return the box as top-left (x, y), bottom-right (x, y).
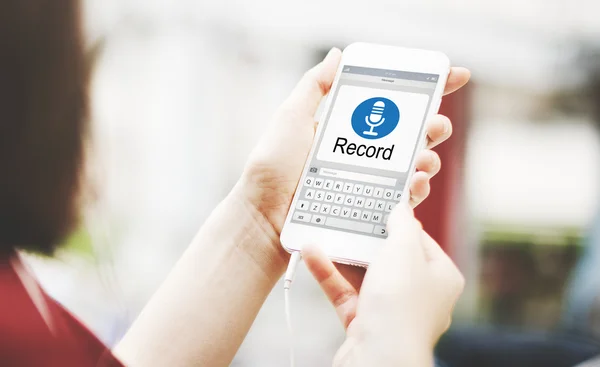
top-left (0, 256), bottom-right (123, 366)
top-left (0, 257), bottom-right (56, 364)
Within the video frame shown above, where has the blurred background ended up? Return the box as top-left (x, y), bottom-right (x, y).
top-left (23, 0), bottom-right (600, 365)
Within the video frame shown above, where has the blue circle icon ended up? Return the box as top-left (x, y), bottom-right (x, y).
top-left (351, 97), bottom-right (400, 140)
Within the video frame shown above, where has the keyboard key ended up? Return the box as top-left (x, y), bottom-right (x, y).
top-left (331, 206), bottom-right (341, 216)
top-left (315, 190), bottom-right (325, 201)
top-left (354, 197), bottom-right (364, 208)
top-left (353, 184), bottom-right (364, 195)
top-left (374, 225), bottom-right (387, 236)
top-left (341, 207), bottom-right (352, 218)
top-left (296, 200), bottom-right (309, 211)
top-left (343, 183), bottom-right (354, 193)
top-left (310, 203), bottom-right (321, 213)
top-left (333, 181), bottom-right (344, 192)
top-left (364, 186), bottom-right (374, 197)
top-left (344, 195), bottom-right (355, 206)
top-left (365, 198), bottom-right (375, 210)
top-left (293, 212), bottom-right (311, 222)
top-left (304, 176), bottom-right (315, 187)
top-left (320, 204), bottom-right (331, 215)
top-left (311, 215), bottom-right (325, 225)
top-left (385, 202), bottom-right (396, 212)
top-left (361, 211), bottom-right (372, 221)
top-left (394, 190), bottom-right (402, 201)
top-left (373, 187), bottom-right (384, 198)
top-left (383, 215), bottom-right (389, 224)
top-left (324, 179), bottom-right (334, 190)
top-left (325, 217), bottom-right (374, 234)
top-left (375, 200), bottom-right (386, 211)
top-left (371, 213), bottom-right (382, 223)
top-left (334, 193), bottom-right (345, 205)
top-left (314, 178), bottom-right (324, 188)
top-left (351, 209), bottom-right (362, 219)
top-left (384, 189), bottom-right (394, 200)
top-left (305, 189), bottom-right (315, 199)
top-left (324, 192), bottom-right (335, 202)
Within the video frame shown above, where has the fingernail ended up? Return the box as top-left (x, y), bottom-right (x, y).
top-left (429, 150), bottom-right (437, 165)
top-left (443, 120), bottom-right (450, 134)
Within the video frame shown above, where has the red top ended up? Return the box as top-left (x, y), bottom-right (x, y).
top-left (0, 254), bottom-right (123, 367)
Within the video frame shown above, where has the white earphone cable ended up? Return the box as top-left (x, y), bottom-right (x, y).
top-left (284, 251), bottom-right (302, 367)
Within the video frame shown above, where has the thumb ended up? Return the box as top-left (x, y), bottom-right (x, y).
top-left (364, 205), bottom-right (425, 291)
top-left (283, 47), bottom-right (342, 117)
top-left (386, 203), bottom-right (422, 252)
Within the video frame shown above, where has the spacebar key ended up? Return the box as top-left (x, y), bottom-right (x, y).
top-left (325, 217), bottom-right (374, 234)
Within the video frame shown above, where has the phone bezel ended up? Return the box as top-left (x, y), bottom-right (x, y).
top-left (280, 42), bottom-right (450, 266)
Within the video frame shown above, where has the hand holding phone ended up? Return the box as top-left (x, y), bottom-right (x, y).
top-left (303, 205), bottom-right (465, 366)
top-left (240, 45), bottom-right (467, 268)
top-left (280, 43), bottom-right (466, 266)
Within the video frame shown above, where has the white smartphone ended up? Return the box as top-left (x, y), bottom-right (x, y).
top-left (280, 42), bottom-right (450, 266)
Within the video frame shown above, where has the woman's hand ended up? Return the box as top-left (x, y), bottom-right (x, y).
top-left (303, 205), bottom-right (465, 366)
top-left (116, 49), bottom-right (468, 367)
top-left (238, 48), bottom-right (470, 255)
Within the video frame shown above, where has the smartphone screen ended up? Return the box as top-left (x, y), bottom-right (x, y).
top-left (291, 65), bottom-right (440, 237)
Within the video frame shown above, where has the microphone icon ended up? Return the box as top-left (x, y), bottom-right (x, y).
top-left (363, 101), bottom-right (386, 136)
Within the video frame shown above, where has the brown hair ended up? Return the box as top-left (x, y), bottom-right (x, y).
top-left (0, 0), bottom-right (88, 255)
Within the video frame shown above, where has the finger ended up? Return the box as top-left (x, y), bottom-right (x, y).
top-left (418, 231), bottom-right (465, 326)
top-left (444, 67), bottom-right (471, 96)
top-left (303, 245), bottom-right (359, 329)
top-left (414, 150), bottom-right (441, 178)
top-left (425, 114), bottom-right (452, 149)
top-left (384, 204), bottom-right (424, 261)
top-left (420, 231), bottom-right (466, 302)
top-left (419, 230), bottom-right (448, 262)
top-left (425, 231), bottom-right (465, 313)
top-left (365, 205), bottom-right (426, 291)
top-left (283, 48), bottom-right (342, 118)
top-left (408, 171), bottom-right (431, 208)
top-left (420, 230), bottom-right (464, 296)
top-left (336, 263), bottom-right (367, 292)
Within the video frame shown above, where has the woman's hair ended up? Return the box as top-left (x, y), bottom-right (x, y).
top-left (0, 0), bottom-right (87, 256)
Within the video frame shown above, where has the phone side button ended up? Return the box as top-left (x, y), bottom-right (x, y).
top-left (326, 217), bottom-right (374, 234)
top-left (293, 212), bottom-right (312, 223)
